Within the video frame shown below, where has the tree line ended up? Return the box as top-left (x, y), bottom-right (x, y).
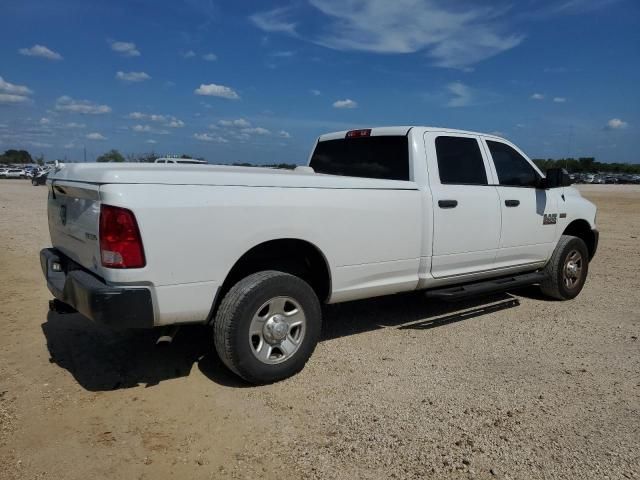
top-left (532, 157), bottom-right (640, 174)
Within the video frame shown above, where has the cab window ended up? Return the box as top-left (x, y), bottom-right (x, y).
top-left (487, 140), bottom-right (540, 188)
top-left (435, 136), bottom-right (487, 185)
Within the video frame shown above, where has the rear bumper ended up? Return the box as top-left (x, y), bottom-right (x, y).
top-left (40, 248), bottom-right (155, 329)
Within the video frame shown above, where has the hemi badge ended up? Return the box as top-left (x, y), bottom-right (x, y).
top-left (559, 213), bottom-right (567, 218)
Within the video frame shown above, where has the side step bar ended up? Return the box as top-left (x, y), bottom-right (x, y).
top-left (425, 271), bottom-right (547, 301)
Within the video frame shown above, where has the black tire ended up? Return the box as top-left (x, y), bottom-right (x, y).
top-left (540, 235), bottom-right (589, 300)
top-left (32, 179), bottom-right (38, 186)
top-left (213, 270), bottom-right (322, 384)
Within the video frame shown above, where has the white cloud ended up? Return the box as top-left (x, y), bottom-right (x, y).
top-left (271, 50), bottom-right (295, 57)
top-left (0, 94), bottom-right (31, 104)
top-left (146, 139), bottom-right (157, 144)
top-left (249, 7), bottom-right (298, 35)
top-left (116, 71), bottom-right (151, 82)
top-left (56, 96), bottom-right (111, 114)
top-left (131, 124), bottom-right (169, 135)
top-left (310, 89), bottom-right (321, 96)
top-left (194, 83), bottom-right (240, 99)
top-left (181, 50), bottom-right (196, 58)
top-left (219, 118), bottom-right (251, 128)
top-left (251, 1), bottom-right (522, 69)
top-left (29, 141), bottom-right (53, 147)
top-left (531, 93), bottom-right (545, 100)
top-left (446, 81), bottom-right (472, 107)
top-left (86, 132), bottom-right (106, 140)
top-left (194, 132), bottom-right (228, 143)
top-left (0, 76), bottom-right (32, 95)
top-left (242, 127), bottom-right (271, 135)
top-left (39, 117), bottom-right (51, 125)
top-left (64, 122), bottom-right (86, 129)
top-left (333, 98), bottom-right (357, 109)
top-left (606, 118), bottom-right (628, 130)
top-left (278, 130), bottom-right (291, 138)
top-left (63, 142), bottom-right (76, 149)
top-left (553, 97), bottom-right (567, 103)
top-left (127, 112), bottom-right (184, 128)
top-left (110, 40), bottom-right (140, 57)
top-left (18, 44), bottom-right (63, 60)
top-left (202, 53), bottom-right (217, 61)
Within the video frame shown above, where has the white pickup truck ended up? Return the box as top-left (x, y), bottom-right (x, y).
top-left (41, 126), bottom-right (598, 383)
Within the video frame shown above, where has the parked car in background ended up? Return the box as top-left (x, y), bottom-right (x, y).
top-left (32, 170), bottom-right (49, 185)
top-left (1, 168), bottom-right (26, 179)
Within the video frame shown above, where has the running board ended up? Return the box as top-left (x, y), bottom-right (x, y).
top-left (425, 271), bottom-right (547, 301)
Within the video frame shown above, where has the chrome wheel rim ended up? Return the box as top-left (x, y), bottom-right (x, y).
top-left (563, 249), bottom-right (583, 289)
top-left (249, 296), bottom-right (306, 365)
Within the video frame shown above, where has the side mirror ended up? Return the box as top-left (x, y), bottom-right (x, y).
top-left (542, 167), bottom-right (571, 189)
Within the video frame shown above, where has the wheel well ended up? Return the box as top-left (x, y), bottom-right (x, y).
top-left (211, 239), bottom-right (331, 321)
top-left (562, 219), bottom-right (596, 260)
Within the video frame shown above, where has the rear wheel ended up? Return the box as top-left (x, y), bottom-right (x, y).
top-left (540, 235), bottom-right (589, 300)
top-left (213, 271), bottom-right (322, 384)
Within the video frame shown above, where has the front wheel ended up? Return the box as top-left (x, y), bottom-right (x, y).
top-left (213, 271), bottom-right (322, 384)
top-left (540, 235), bottom-right (589, 300)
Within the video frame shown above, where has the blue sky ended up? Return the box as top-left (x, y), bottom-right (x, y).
top-left (1, 0), bottom-right (638, 164)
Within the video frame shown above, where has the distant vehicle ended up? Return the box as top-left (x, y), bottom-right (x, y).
top-left (1, 168), bottom-right (26, 179)
top-left (154, 157), bottom-right (207, 165)
top-left (32, 171), bottom-right (49, 186)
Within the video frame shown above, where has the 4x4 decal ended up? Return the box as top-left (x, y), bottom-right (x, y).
top-left (543, 213), bottom-right (558, 225)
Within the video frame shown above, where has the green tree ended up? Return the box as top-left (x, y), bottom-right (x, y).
top-left (96, 149), bottom-right (125, 163)
top-left (0, 149), bottom-right (33, 164)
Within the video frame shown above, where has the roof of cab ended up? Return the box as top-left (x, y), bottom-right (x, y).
top-left (317, 126), bottom-right (508, 142)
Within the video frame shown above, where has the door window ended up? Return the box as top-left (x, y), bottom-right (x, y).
top-left (435, 136), bottom-right (487, 185)
top-left (487, 140), bottom-right (540, 187)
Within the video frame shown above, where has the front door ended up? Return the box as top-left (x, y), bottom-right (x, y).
top-left (482, 138), bottom-right (558, 267)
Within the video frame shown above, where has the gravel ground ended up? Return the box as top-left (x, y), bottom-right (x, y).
top-left (0, 180), bottom-right (638, 480)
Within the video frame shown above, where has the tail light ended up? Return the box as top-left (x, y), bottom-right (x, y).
top-left (346, 129), bottom-right (371, 138)
top-left (99, 205), bottom-right (146, 268)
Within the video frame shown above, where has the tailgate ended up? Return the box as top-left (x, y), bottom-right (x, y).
top-left (48, 180), bottom-right (101, 274)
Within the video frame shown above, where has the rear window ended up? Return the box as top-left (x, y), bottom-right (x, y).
top-left (309, 136), bottom-right (410, 181)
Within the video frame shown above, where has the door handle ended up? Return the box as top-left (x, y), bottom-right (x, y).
top-left (438, 199), bottom-right (458, 209)
top-left (505, 200), bottom-right (520, 207)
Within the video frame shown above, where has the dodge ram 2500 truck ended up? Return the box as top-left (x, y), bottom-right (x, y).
top-left (41, 126), bottom-right (598, 384)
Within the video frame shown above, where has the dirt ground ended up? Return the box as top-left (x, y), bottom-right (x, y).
top-left (0, 179), bottom-right (638, 480)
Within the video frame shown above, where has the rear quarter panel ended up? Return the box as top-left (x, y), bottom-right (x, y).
top-left (98, 183), bottom-right (422, 321)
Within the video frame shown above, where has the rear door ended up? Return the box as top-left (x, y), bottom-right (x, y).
top-left (481, 138), bottom-right (558, 267)
top-left (424, 132), bottom-right (501, 278)
top-left (48, 180), bottom-right (102, 274)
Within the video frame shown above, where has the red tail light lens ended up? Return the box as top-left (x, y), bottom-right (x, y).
top-left (99, 205), bottom-right (146, 268)
top-left (346, 129), bottom-right (371, 138)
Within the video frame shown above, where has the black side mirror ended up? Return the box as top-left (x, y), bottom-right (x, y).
top-left (542, 167), bottom-right (571, 189)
